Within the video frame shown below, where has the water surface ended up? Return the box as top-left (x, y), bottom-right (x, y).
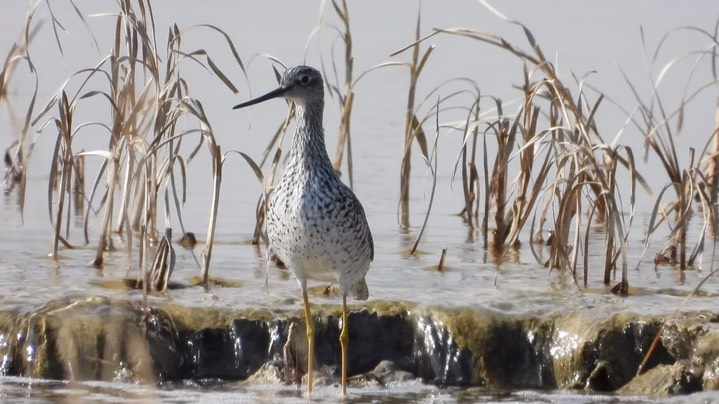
top-left (1, 0), bottom-right (718, 401)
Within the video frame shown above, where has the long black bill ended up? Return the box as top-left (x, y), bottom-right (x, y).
top-left (233, 86), bottom-right (289, 109)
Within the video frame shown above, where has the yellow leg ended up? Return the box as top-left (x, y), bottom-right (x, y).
top-left (302, 290), bottom-right (314, 394)
top-left (340, 294), bottom-right (348, 397)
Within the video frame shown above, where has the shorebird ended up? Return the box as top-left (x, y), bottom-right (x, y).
top-left (233, 65), bottom-right (374, 396)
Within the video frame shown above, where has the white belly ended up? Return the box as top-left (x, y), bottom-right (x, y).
top-left (265, 176), bottom-right (373, 288)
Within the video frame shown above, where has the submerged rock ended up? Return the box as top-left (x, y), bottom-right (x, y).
top-left (584, 318), bottom-right (674, 391)
top-left (618, 361), bottom-right (702, 395)
top-left (619, 362), bottom-right (702, 396)
top-left (0, 297), bottom-right (185, 383)
top-left (693, 322), bottom-right (719, 390)
top-left (351, 360), bottom-right (416, 386)
top-left (0, 296), bottom-right (718, 397)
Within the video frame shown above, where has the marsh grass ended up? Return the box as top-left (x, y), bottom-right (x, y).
top-left (618, 24), bottom-right (719, 270)
top-left (409, 97), bottom-right (441, 254)
top-left (318, 0), bottom-right (356, 187)
top-left (4, 0), bottom-right (719, 301)
top-left (23, 0), bottom-right (245, 290)
top-left (418, 1), bottom-right (666, 291)
top-left (242, 63), bottom-right (293, 247)
top-left (390, 4), bottom-right (435, 230)
top-left (426, 3), bottom-right (719, 296)
top-left (1, 3), bottom-right (43, 217)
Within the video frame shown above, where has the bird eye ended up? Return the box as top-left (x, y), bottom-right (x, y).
top-left (298, 74), bottom-right (311, 85)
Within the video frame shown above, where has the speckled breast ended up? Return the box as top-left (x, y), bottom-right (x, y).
top-left (266, 173), bottom-right (373, 285)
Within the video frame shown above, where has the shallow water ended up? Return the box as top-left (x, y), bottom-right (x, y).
top-left (1, 0), bottom-right (719, 401)
top-left (0, 375), bottom-right (685, 403)
top-left (2, 187), bottom-right (717, 319)
top-left (4, 376), bottom-right (719, 403)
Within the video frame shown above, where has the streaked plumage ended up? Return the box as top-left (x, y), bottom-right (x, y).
top-left (233, 65), bottom-right (373, 396)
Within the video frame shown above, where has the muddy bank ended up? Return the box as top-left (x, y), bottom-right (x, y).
top-left (0, 296), bottom-right (716, 396)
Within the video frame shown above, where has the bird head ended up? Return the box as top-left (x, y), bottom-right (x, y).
top-left (233, 65), bottom-right (324, 109)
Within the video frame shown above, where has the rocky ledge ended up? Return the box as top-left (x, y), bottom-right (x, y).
top-left (0, 296), bottom-right (717, 397)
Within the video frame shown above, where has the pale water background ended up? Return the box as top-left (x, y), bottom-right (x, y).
top-left (0, 1), bottom-right (718, 402)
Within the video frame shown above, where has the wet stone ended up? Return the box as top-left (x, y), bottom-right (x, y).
top-left (1, 296), bottom-right (719, 398)
top-left (619, 361), bottom-right (703, 395)
top-left (231, 319), bottom-right (272, 377)
top-left (7, 298), bottom-right (188, 382)
top-left (585, 321), bottom-right (674, 391)
top-left (240, 360), bottom-right (285, 385)
top-left (475, 319), bottom-right (554, 389)
top-left (182, 328), bottom-right (240, 379)
top-left (182, 319), bottom-right (296, 381)
top-left (693, 324), bottom-right (719, 390)
top-left (0, 311), bottom-right (25, 377)
top-left (413, 315), bottom-right (474, 385)
top-left (314, 309), bottom-right (414, 377)
top-left (349, 360), bottom-right (415, 387)
top-left (143, 308), bottom-right (186, 381)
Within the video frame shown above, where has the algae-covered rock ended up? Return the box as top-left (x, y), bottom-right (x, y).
top-left (692, 323), bottom-right (719, 390)
top-left (585, 318), bottom-right (673, 391)
top-left (546, 311), bottom-right (601, 388)
top-left (315, 309), bottom-right (414, 376)
top-left (618, 361), bottom-right (702, 395)
top-left (181, 308), bottom-right (414, 381)
top-left (0, 310), bottom-right (25, 377)
top-left (426, 307), bottom-right (552, 388)
top-left (181, 318), bottom-right (280, 380)
top-left (8, 297), bottom-right (184, 382)
top-left (1, 294), bottom-right (719, 398)
top-left (547, 311), bottom-right (675, 391)
top-left (412, 314), bottom-right (474, 385)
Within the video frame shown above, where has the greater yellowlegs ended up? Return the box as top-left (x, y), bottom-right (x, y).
top-left (233, 65), bottom-right (374, 395)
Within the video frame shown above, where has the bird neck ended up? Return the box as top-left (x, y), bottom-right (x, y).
top-left (287, 102), bottom-right (334, 176)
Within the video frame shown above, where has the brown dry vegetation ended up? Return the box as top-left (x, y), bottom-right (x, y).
top-left (1, 0), bottom-right (718, 300)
